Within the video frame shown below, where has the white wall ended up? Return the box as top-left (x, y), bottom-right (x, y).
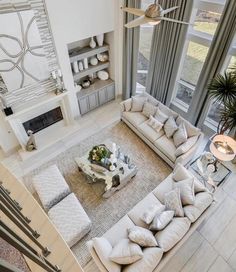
top-left (45, 0), bottom-right (121, 119)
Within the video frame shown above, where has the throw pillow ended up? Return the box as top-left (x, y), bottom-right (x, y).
top-left (173, 123), bottom-right (188, 147)
top-left (175, 135), bottom-right (199, 157)
top-left (176, 116), bottom-right (201, 137)
top-left (154, 108), bottom-right (169, 124)
top-left (164, 188), bottom-right (184, 217)
top-left (109, 239), bottom-right (143, 265)
top-left (141, 203), bottom-right (166, 224)
top-left (128, 226), bottom-right (158, 247)
top-left (164, 116), bottom-right (178, 138)
top-left (142, 102), bottom-right (157, 118)
top-left (173, 178), bottom-right (195, 206)
top-left (123, 247), bottom-right (163, 272)
top-left (93, 237), bottom-right (121, 272)
top-left (149, 211), bottom-right (174, 231)
top-left (148, 116), bottom-right (164, 133)
top-left (123, 99), bottom-right (132, 112)
top-left (172, 163), bottom-right (192, 182)
top-left (158, 103), bottom-right (179, 119)
top-left (131, 96), bottom-right (147, 112)
top-left (193, 177), bottom-right (208, 194)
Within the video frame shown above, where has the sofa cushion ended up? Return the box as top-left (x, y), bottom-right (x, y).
top-left (103, 215), bottom-right (135, 247)
top-left (155, 217), bottom-right (191, 252)
top-left (123, 247), bottom-right (163, 272)
top-left (173, 123), bottom-right (188, 147)
top-left (158, 103), bottom-right (179, 119)
top-left (48, 193), bottom-right (91, 247)
top-left (154, 136), bottom-right (177, 162)
top-left (175, 135), bottom-right (199, 157)
top-left (128, 226), bottom-right (158, 247)
top-left (176, 116), bottom-right (201, 137)
top-left (131, 96), bottom-right (147, 112)
top-left (173, 178), bottom-right (195, 206)
top-left (152, 174), bottom-right (174, 204)
top-left (142, 102), bottom-right (157, 118)
top-left (138, 121), bottom-right (164, 142)
top-left (149, 211), bottom-right (174, 231)
top-left (141, 203), bottom-right (165, 225)
top-left (164, 188), bottom-right (184, 217)
top-left (109, 239), bottom-right (143, 265)
top-left (128, 193), bottom-right (163, 229)
top-left (93, 237), bottom-right (121, 272)
top-left (164, 116), bottom-right (178, 138)
top-left (123, 112), bottom-right (148, 128)
top-left (184, 192), bottom-right (213, 223)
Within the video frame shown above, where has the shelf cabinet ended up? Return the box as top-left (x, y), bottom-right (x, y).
top-left (77, 80), bottom-right (115, 115)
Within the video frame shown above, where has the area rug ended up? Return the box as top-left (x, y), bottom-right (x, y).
top-left (23, 121), bottom-right (171, 267)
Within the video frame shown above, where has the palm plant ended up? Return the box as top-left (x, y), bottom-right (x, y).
top-left (218, 99), bottom-right (236, 135)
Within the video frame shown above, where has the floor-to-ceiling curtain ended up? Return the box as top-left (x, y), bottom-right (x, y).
top-left (122, 0), bottom-right (141, 100)
top-left (146, 0), bottom-right (193, 104)
top-left (189, 0), bottom-right (236, 126)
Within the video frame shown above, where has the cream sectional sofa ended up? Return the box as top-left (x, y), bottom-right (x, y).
top-left (87, 165), bottom-right (214, 272)
top-left (120, 93), bottom-right (204, 168)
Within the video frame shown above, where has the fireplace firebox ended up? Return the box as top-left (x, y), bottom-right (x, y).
top-left (23, 107), bottom-right (63, 134)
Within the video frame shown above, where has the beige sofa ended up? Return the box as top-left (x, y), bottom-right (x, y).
top-left (120, 93), bottom-right (204, 168)
top-left (87, 165), bottom-right (214, 272)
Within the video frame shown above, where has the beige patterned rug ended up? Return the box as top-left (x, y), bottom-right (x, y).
top-left (24, 121), bottom-right (171, 267)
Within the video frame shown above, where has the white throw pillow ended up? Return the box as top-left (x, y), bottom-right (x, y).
top-left (123, 247), bottom-right (163, 272)
top-left (173, 178), bottom-right (195, 206)
top-left (131, 96), bottom-right (147, 112)
top-left (158, 103), bottom-right (179, 119)
top-left (193, 178), bottom-right (208, 194)
top-left (176, 116), bottom-right (201, 137)
top-left (142, 102), bottom-right (157, 118)
top-left (164, 188), bottom-right (184, 217)
top-left (164, 116), bottom-right (178, 138)
top-left (141, 203), bottom-right (166, 224)
top-left (128, 226), bottom-right (158, 247)
top-left (93, 237), bottom-right (121, 272)
top-left (173, 123), bottom-right (188, 147)
top-left (154, 108), bottom-right (168, 124)
top-left (148, 116), bottom-right (164, 133)
top-left (173, 163), bottom-right (192, 182)
top-left (175, 135), bottom-right (199, 157)
top-left (149, 211), bottom-right (174, 231)
top-left (123, 100), bottom-right (132, 112)
top-left (109, 239), bottom-right (143, 265)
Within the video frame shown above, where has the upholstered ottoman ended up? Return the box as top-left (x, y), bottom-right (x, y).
top-left (48, 193), bottom-right (92, 247)
top-left (33, 164), bottom-right (71, 211)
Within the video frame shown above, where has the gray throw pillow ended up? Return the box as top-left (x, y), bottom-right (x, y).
top-left (173, 178), bottom-right (195, 206)
top-left (164, 116), bottom-right (178, 138)
top-left (149, 211), bottom-right (174, 231)
top-left (154, 108), bottom-right (168, 124)
top-left (128, 226), bottom-right (158, 247)
top-left (173, 122), bottom-right (188, 147)
top-left (131, 96), bottom-right (147, 112)
top-left (164, 188), bottom-right (184, 217)
top-left (142, 102), bottom-right (157, 118)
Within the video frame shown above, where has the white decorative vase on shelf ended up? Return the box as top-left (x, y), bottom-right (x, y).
top-left (96, 34), bottom-right (104, 47)
top-left (89, 37), bottom-right (96, 49)
top-left (83, 58), bottom-right (88, 69)
top-left (78, 61), bottom-right (84, 71)
top-left (72, 61), bottom-right (79, 74)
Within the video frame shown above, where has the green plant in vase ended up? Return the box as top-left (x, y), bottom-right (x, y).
top-left (88, 144), bottom-right (111, 164)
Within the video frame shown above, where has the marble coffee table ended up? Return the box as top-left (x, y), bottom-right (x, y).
top-left (75, 141), bottom-right (138, 198)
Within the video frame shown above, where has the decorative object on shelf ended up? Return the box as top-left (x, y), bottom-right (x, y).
top-left (26, 130), bottom-right (37, 152)
top-left (121, 0), bottom-right (191, 29)
top-left (96, 33), bottom-right (104, 47)
top-left (75, 83), bottom-right (82, 92)
top-left (88, 74), bottom-right (95, 85)
top-left (210, 134), bottom-right (236, 162)
top-left (83, 58), bottom-right (89, 69)
top-left (81, 79), bottom-right (91, 89)
top-left (97, 70), bottom-right (109, 81)
top-left (51, 69), bottom-right (66, 95)
top-left (90, 56), bottom-right (98, 66)
top-left (0, 94), bottom-right (13, 116)
top-left (72, 61), bottom-right (79, 74)
top-left (97, 53), bottom-right (109, 63)
top-left (78, 61), bottom-right (84, 71)
top-left (89, 37), bottom-right (96, 49)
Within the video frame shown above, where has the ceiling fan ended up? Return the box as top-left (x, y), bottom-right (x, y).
top-left (122, 0), bottom-right (191, 28)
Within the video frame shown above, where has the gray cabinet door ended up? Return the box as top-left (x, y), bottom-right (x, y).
top-left (107, 84), bottom-right (115, 101)
top-left (79, 97), bottom-right (89, 115)
top-left (88, 93), bottom-right (99, 110)
top-left (98, 88), bottom-right (107, 105)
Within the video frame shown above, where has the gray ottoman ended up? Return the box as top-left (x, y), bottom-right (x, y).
top-left (33, 164), bottom-right (71, 211)
top-left (48, 193), bottom-right (92, 247)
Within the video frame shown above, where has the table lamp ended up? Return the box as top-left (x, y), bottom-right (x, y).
top-left (210, 134), bottom-right (236, 162)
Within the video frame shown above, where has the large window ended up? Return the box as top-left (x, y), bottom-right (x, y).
top-left (136, 0), bottom-right (154, 93)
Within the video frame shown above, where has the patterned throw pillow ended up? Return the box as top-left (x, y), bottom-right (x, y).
top-left (128, 226), bottom-right (158, 247)
top-left (164, 116), bottom-right (178, 138)
top-left (164, 188), bottom-right (184, 217)
top-left (149, 211), bottom-right (174, 231)
top-left (173, 178), bottom-right (195, 206)
top-left (173, 122), bottom-right (188, 147)
top-left (141, 203), bottom-right (166, 224)
top-left (131, 96), bottom-right (147, 112)
top-left (142, 102), bottom-right (157, 117)
top-left (154, 108), bottom-right (169, 124)
top-left (148, 116), bottom-right (164, 133)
